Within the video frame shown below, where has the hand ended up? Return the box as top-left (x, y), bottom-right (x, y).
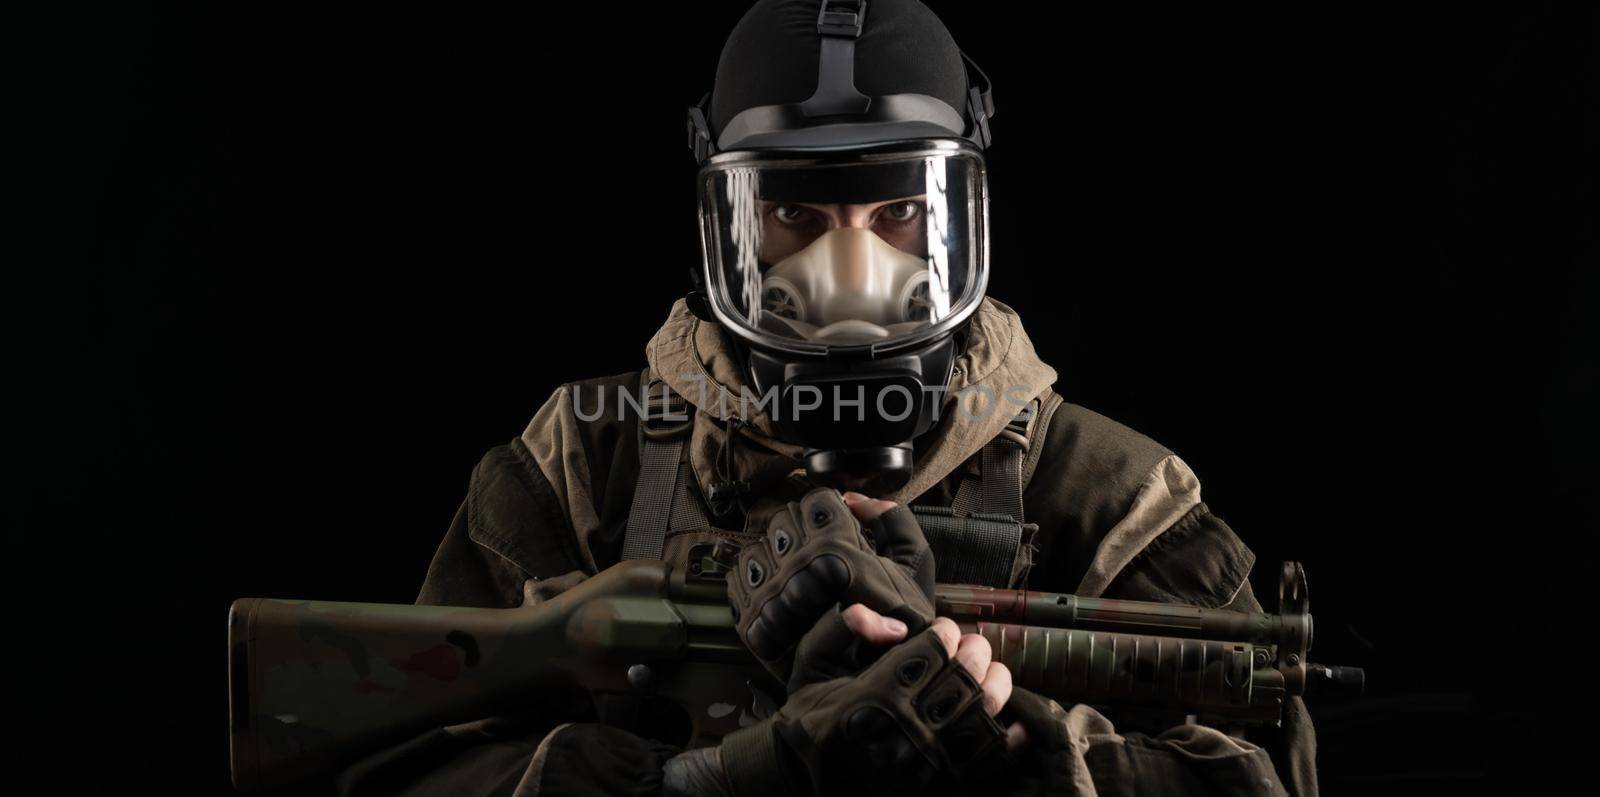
top-left (719, 620), bottom-right (1025, 797)
top-left (839, 611), bottom-right (1032, 755)
top-left (727, 488), bottom-right (935, 685)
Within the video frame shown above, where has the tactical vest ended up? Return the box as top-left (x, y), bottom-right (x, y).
top-left (619, 374), bottom-right (1064, 588)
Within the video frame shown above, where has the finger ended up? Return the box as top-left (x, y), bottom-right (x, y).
top-left (952, 633), bottom-right (993, 681)
top-left (979, 661), bottom-right (1012, 717)
top-left (842, 491), bottom-right (898, 522)
top-left (1005, 721), bottom-right (1028, 751)
top-left (929, 617), bottom-right (961, 659)
top-left (749, 556), bottom-right (851, 653)
top-left (841, 603), bottom-right (909, 645)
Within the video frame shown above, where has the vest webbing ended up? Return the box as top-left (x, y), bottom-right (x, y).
top-left (621, 377), bottom-right (1063, 586)
top-left (951, 404), bottom-right (1032, 522)
top-left (913, 392), bottom-right (1061, 587)
top-left (620, 374), bottom-right (707, 561)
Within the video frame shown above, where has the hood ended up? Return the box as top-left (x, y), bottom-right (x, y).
top-left (645, 296), bottom-right (1057, 530)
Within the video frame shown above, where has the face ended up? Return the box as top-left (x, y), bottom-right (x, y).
top-left (757, 195), bottom-right (929, 265)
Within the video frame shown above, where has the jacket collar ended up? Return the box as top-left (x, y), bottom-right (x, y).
top-left (644, 297), bottom-right (1057, 519)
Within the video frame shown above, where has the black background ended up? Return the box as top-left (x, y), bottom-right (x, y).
top-left (29, 1), bottom-right (1594, 793)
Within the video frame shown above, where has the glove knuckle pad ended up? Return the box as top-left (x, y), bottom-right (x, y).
top-left (781, 567), bottom-right (836, 616)
top-left (870, 629), bottom-right (949, 684)
top-left (916, 663), bottom-right (982, 728)
top-left (769, 524), bottom-right (794, 556)
top-left (844, 706), bottom-right (895, 741)
top-left (737, 544), bottom-right (773, 589)
top-left (743, 557), bottom-right (767, 588)
top-left (744, 615), bottom-right (786, 660)
top-left (895, 656), bottom-right (931, 687)
top-left (805, 551), bottom-right (852, 592)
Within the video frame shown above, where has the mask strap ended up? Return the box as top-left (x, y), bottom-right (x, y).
top-left (960, 50), bottom-right (996, 149)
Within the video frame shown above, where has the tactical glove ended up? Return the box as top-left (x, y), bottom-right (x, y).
top-left (726, 488), bottom-right (935, 686)
top-left (718, 626), bottom-right (1011, 797)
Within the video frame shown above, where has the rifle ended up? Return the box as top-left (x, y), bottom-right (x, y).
top-left (227, 556), bottom-right (1362, 791)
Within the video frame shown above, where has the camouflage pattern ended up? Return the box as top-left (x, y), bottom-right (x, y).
top-left (229, 560), bottom-right (1351, 791)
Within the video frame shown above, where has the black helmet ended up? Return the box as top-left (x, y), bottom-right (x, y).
top-left (689, 0), bottom-right (994, 160)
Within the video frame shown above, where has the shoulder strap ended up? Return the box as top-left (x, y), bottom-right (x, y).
top-left (951, 391), bottom-right (1061, 522)
top-left (916, 390), bottom-right (1064, 588)
top-left (1021, 389), bottom-right (1065, 489)
top-left (621, 373), bottom-right (707, 561)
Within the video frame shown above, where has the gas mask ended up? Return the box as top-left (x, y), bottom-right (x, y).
top-left (693, 142), bottom-right (988, 492)
top-left (685, 0), bottom-right (996, 492)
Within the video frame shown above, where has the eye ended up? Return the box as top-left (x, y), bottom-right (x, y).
top-left (880, 201), bottom-right (921, 223)
top-left (770, 204), bottom-right (814, 226)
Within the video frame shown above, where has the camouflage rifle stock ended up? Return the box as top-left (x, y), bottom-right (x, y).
top-left (228, 558), bottom-right (1362, 791)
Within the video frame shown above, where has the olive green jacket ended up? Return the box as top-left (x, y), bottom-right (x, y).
top-left (337, 298), bottom-right (1317, 797)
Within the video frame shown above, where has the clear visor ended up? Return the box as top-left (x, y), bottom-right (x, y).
top-left (700, 148), bottom-right (986, 353)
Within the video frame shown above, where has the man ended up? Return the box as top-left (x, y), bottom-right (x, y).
top-left (337, 2), bottom-right (1317, 794)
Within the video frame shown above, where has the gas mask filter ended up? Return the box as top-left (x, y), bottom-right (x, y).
top-left (759, 227), bottom-right (934, 345)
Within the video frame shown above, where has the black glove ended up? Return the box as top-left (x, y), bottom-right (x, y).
top-left (726, 488), bottom-right (935, 687)
top-left (719, 626), bottom-right (1011, 797)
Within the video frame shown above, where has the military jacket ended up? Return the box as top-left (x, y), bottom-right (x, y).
top-left (336, 299), bottom-right (1317, 797)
